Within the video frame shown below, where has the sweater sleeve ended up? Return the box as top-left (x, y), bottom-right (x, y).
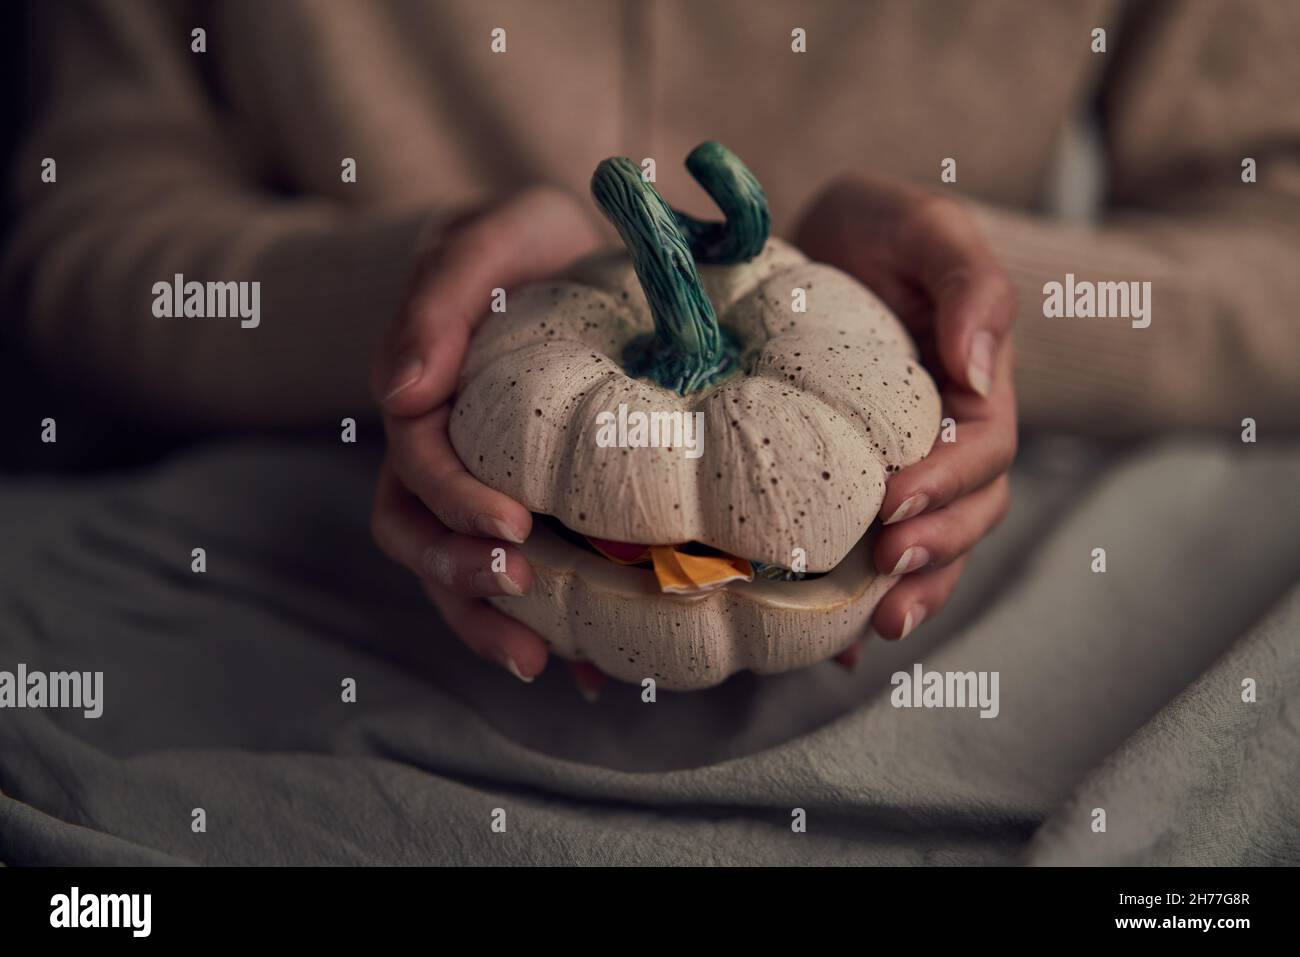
top-left (984, 0), bottom-right (1300, 437)
top-left (2, 0), bottom-right (439, 429)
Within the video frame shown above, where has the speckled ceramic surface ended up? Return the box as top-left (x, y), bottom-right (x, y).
top-left (449, 233), bottom-right (941, 688)
top-left (490, 522), bottom-right (895, 690)
top-left (452, 238), bottom-right (941, 572)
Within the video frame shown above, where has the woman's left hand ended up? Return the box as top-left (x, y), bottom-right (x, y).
top-left (794, 175), bottom-right (1018, 645)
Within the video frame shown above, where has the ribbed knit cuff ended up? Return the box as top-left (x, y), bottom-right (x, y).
top-left (967, 203), bottom-right (1181, 436)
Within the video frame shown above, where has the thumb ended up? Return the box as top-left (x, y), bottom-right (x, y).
top-left (377, 187), bottom-right (602, 417)
top-left (898, 198), bottom-right (1016, 398)
top-left (929, 264), bottom-right (1016, 398)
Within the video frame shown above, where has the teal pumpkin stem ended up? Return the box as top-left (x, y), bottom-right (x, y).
top-left (672, 141), bottom-right (771, 265)
top-left (592, 156), bottom-right (733, 394)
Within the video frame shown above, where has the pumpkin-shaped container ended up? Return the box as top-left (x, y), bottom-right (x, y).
top-left (452, 144), bottom-right (941, 689)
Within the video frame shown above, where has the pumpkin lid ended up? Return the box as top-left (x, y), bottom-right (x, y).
top-left (451, 144), bottom-right (940, 572)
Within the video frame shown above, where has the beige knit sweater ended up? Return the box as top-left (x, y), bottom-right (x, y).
top-left (6, 0), bottom-right (1299, 435)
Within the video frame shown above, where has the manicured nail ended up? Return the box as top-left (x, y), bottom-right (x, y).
top-left (900, 605), bottom-right (927, 640)
top-left (967, 331), bottom-right (995, 398)
top-left (884, 492), bottom-right (930, 526)
top-left (576, 683), bottom-right (600, 703)
top-left (833, 642), bottom-right (862, 671)
top-left (497, 654), bottom-right (533, 683)
top-left (472, 570), bottom-right (526, 596)
top-left (384, 353), bottom-right (424, 401)
top-left (890, 546), bottom-right (931, 576)
top-left (474, 513), bottom-right (526, 544)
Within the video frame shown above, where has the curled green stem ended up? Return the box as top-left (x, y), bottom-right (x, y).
top-left (589, 143), bottom-right (770, 393)
top-left (591, 157), bottom-right (729, 394)
top-left (672, 141), bottom-right (771, 265)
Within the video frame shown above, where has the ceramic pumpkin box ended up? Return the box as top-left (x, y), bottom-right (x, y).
top-left (451, 143), bottom-right (941, 690)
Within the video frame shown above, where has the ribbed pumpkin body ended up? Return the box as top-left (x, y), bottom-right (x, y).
top-left (450, 237), bottom-right (941, 688)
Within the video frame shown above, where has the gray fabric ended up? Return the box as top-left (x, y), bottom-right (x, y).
top-left (1, 435), bottom-right (1297, 865)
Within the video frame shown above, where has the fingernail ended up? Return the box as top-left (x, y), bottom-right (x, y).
top-left (472, 570), bottom-right (526, 596)
top-left (384, 353), bottom-right (424, 401)
top-left (576, 683), bottom-right (600, 703)
top-left (890, 546), bottom-right (931, 576)
top-left (967, 331), bottom-right (995, 398)
top-left (497, 654), bottom-right (534, 683)
top-left (884, 492), bottom-right (930, 526)
top-left (833, 642), bottom-right (862, 671)
top-left (900, 605), bottom-right (927, 640)
top-left (474, 513), bottom-right (526, 544)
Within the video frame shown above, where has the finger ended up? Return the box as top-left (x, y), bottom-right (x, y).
top-left (879, 417), bottom-right (1013, 524)
top-left (421, 580), bottom-right (549, 680)
top-left (371, 460), bottom-right (534, 596)
top-left (568, 661), bottom-right (608, 702)
top-left (874, 475), bottom-right (1009, 575)
top-left (871, 557), bottom-right (967, 641)
top-left (879, 344), bottom-right (1017, 523)
top-left (385, 405), bottom-right (533, 543)
top-left (377, 187), bottom-right (602, 415)
top-left (899, 199), bottom-right (1016, 398)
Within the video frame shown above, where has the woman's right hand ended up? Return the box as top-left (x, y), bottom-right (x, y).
top-left (369, 188), bottom-right (601, 681)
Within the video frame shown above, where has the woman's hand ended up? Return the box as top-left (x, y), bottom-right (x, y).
top-left (794, 176), bottom-right (1018, 645)
top-left (369, 188), bottom-right (601, 680)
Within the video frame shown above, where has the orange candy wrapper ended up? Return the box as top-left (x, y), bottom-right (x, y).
top-left (585, 537), bottom-right (754, 595)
